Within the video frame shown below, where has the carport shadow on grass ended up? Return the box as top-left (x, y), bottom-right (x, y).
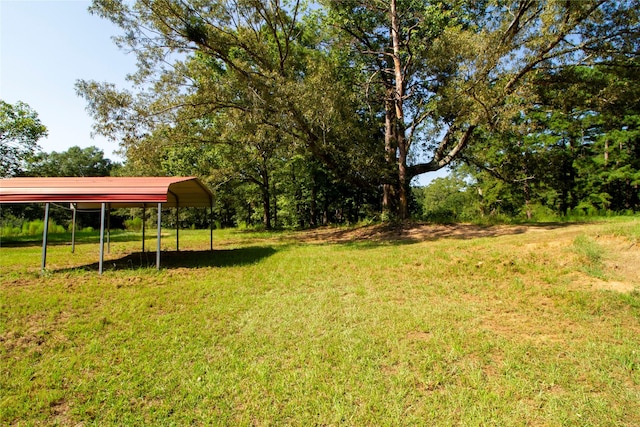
top-left (55, 246), bottom-right (277, 272)
top-left (1, 231), bottom-right (167, 248)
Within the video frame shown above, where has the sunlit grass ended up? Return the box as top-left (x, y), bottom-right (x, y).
top-left (1, 219), bottom-right (639, 425)
top-left (573, 234), bottom-right (606, 278)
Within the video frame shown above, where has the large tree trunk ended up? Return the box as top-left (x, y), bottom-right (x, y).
top-left (390, 0), bottom-right (409, 219)
top-left (398, 144), bottom-right (409, 220)
top-left (382, 97), bottom-right (397, 218)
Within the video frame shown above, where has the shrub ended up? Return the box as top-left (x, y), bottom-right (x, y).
top-left (124, 217), bottom-right (143, 231)
top-left (12, 219), bottom-right (66, 236)
top-left (0, 226), bottom-right (21, 236)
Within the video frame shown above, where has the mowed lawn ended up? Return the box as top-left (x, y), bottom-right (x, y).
top-left (1, 219), bottom-right (639, 426)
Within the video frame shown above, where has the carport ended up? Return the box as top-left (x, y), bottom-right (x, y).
top-left (0, 177), bottom-right (214, 274)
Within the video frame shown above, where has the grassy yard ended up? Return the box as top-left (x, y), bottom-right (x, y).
top-left (1, 219), bottom-right (639, 426)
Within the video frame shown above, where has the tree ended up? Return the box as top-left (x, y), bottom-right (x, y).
top-left (77, 0), bottom-right (385, 226)
top-left (413, 175), bottom-right (479, 222)
top-left (325, 0), bottom-right (639, 218)
top-left (461, 59), bottom-right (640, 217)
top-left (77, 0), bottom-right (381, 183)
top-left (580, 65), bottom-right (640, 212)
top-left (27, 145), bottom-right (116, 177)
top-left (0, 100), bottom-right (47, 177)
top-left (78, 0), bottom-right (639, 221)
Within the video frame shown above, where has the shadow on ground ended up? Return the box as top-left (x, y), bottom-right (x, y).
top-left (0, 231), bottom-right (162, 248)
top-left (56, 246), bottom-right (277, 272)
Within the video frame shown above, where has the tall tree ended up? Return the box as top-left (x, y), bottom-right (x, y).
top-left (77, 0), bottom-right (387, 228)
top-left (0, 100), bottom-right (47, 177)
top-left (325, 0), bottom-right (639, 218)
top-left (78, 0), bottom-right (638, 220)
top-left (77, 0), bottom-right (380, 186)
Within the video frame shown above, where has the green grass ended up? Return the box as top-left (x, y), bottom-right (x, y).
top-left (573, 234), bottom-right (606, 278)
top-left (1, 220), bottom-right (639, 425)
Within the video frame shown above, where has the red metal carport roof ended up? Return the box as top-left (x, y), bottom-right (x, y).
top-left (0, 176), bottom-right (213, 208)
top-left (1, 176), bottom-right (214, 274)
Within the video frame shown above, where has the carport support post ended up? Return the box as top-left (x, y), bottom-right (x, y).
top-left (176, 206), bottom-right (179, 251)
top-left (142, 205), bottom-right (146, 252)
top-left (71, 203), bottom-right (77, 253)
top-left (41, 202), bottom-right (50, 273)
top-left (156, 203), bottom-right (162, 270)
top-left (107, 204), bottom-right (111, 254)
top-left (99, 202), bottom-right (106, 275)
top-left (209, 201), bottom-right (213, 251)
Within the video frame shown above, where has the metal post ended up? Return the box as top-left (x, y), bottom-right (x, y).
top-left (41, 203), bottom-right (50, 273)
top-left (142, 205), bottom-right (146, 252)
top-left (107, 204), bottom-right (111, 254)
top-left (71, 203), bottom-right (77, 253)
top-left (176, 206), bottom-right (180, 251)
top-left (209, 200), bottom-right (214, 251)
top-left (99, 203), bottom-right (106, 275)
top-left (156, 203), bottom-right (162, 270)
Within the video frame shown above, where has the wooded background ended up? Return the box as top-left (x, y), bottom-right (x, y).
top-left (2, 0), bottom-right (638, 229)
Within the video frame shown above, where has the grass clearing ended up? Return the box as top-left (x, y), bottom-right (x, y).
top-left (1, 219), bottom-right (639, 425)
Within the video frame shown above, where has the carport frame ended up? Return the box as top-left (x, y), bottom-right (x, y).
top-left (0, 177), bottom-right (215, 274)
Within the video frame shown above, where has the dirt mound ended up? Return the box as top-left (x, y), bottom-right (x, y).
top-left (297, 221), bottom-right (531, 244)
top-left (297, 221), bottom-right (639, 292)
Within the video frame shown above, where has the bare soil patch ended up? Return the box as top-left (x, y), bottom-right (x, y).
top-left (296, 221), bottom-right (534, 243)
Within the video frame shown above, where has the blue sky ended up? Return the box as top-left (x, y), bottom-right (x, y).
top-left (0, 0), bottom-right (136, 161)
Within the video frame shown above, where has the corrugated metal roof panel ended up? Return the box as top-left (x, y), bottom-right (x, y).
top-left (0, 177), bottom-right (213, 208)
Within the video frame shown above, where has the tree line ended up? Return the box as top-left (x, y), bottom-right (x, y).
top-left (2, 1), bottom-right (639, 229)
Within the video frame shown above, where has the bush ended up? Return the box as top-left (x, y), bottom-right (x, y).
top-left (124, 217), bottom-right (143, 231)
top-left (1, 219), bottom-right (67, 236)
top-left (423, 208), bottom-right (458, 224)
top-left (0, 226), bottom-right (22, 237)
top-left (519, 204), bottom-right (559, 222)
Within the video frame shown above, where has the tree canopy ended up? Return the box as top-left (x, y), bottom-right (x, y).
top-left (0, 100), bottom-right (48, 177)
top-left (77, 0), bottom-right (640, 224)
top-left (26, 145), bottom-right (116, 177)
